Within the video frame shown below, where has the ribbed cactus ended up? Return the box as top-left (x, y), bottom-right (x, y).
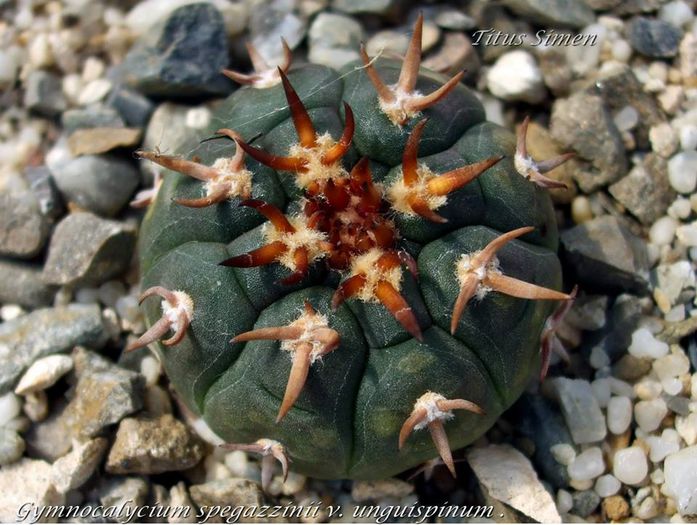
top-left (132, 16), bottom-right (572, 480)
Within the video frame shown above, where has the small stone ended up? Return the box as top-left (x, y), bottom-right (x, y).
top-left (0, 459), bottom-right (63, 521)
top-left (602, 495), bottom-right (630, 521)
top-left (352, 479), bottom-right (413, 502)
top-left (628, 327), bottom-right (669, 359)
top-left (538, 47), bottom-right (572, 96)
top-left (556, 489), bottom-right (573, 514)
top-left (676, 412), bottom-right (697, 445)
top-left (550, 92), bottom-right (627, 192)
top-left (627, 17), bottom-right (681, 58)
top-left (572, 490), bottom-right (600, 518)
top-left (365, 30), bottom-right (409, 56)
top-left (122, 3), bottom-right (232, 96)
top-left (659, 1), bottom-right (694, 28)
top-left (650, 216), bottom-right (679, 245)
top-left (23, 70), bottom-right (67, 117)
top-left (552, 378), bottom-right (607, 444)
top-left (658, 85), bottom-right (684, 115)
top-left (486, 50), bottom-right (545, 104)
top-left (634, 378), bottom-right (662, 400)
top-left (0, 304), bottom-right (106, 394)
top-left (422, 32), bottom-right (479, 79)
top-left (23, 391), bottom-right (48, 422)
top-left (0, 48), bottom-right (20, 88)
top-left (591, 378), bottom-right (612, 408)
top-left (571, 196), bottom-right (593, 224)
top-left (106, 414), bottom-right (206, 475)
top-left (0, 428), bottom-right (24, 466)
top-left (646, 428), bottom-right (681, 462)
top-left (98, 477), bottom-right (149, 522)
top-left (664, 446), bottom-right (697, 516)
top-left (607, 396), bottom-right (632, 435)
top-left (634, 398), bottom-right (668, 432)
top-left (308, 13), bottom-right (362, 69)
top-left (590, 347), bottom-right (610, 369)
top-left (0, 191), bottom-right (50, 259)
top-left (61, 105), bottom-right (125, 134)
top-left (668, 151), bottom-right (697, 194)
top-left (467, 444), bottom-right (561, 523)
top-left (169, 482), bottom-right (197, 523)
top-left (566, 295), bottom-right (607, 331)
top-left (53, 156), bottom-right (140, 217)
top-left (500, 0), bottom-right (594, 28)
top-left (14, 354), bottom-right (73, 395)
top-left (680, 32), bottom-right (697, 81)
top-left (650, 122), bottom-right (679, 157)
top-left (67, 128), bottom-right (142, 157)
top-left (567, 447), bottom-right (604, 481)
top-left (249, 3), bottom-right (307, 66)
top-left (189, 478), bottom-right (263, 509)
top-left (551, 443), bottom-right (576, 466)
top-left (566, 24), bottom-right (606, 77)
top-left (614, 105), bottom-right (639, 132)
top-left (106, 86), bottom-right (155, 129)
top-left (653, 351), bottom-right (691, 382)
top-left (50, 438), bottom-right (108, 494)
top-left (77, 79), bottom-right (113, 106)
top-left (332, 0), bottom-right (398, 15)
top-left (560, 216), bottom-right (649, 294)
top-left (42, 212), bottom-right (136, 287)
top-left (613, 447), bottom-right (648, 485)
top-left (594, 474), bottom-right (621, 497)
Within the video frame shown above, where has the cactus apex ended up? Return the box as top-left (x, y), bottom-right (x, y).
top-left (451, 227), bottom-right (571, 334)
top-left (222, 438), bottom-right (290, 491)
top-left (359, 13), bottom-right (465, 126)
top-left (514, 116), bottom-right (575, 189)
top-left (232, 301), bottom-right (340, 422)
top-left (399, 391), bottom-right (484, 477)
top-left (125, 286), bottom-right (194, 352)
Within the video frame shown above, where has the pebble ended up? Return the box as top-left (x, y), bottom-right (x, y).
top-left (634, 398), bottom-right (668, 432)
top-left (550, 92), bottom-right (627, 192)
top-left (676, 412), bottom-right (697, 445)
top-left (567, 24), bottom-right (606, 77)
top-left (307, 13), bottom-right (362, 70)
top-left (635, 378), bottom-right (663, 400)
top-left (486, 50), bottom-right (545, 104)
top-left (677, 221), bottom-right (697, 246)
top-left (169, 482), bottom-right (197, 524)
top-left (612, 39), bottom-right (633, 62)
top-left (612, 446), bottom-right (648, 485)
top-left (351, 479), bottom-right (413, 502)
top-left (613, 106), bottom-right (639, 132)
top-left (332, 0), bottom-right (397, 15)
top-left (249, 3), bottom-right (307, 66)
top-left (653, 351), bottom-right (691, 382)
top-left (560, 216), bottom-right (649, 294)
top-left (67, 127), bottom-right (142, 157)
top-left (23, 70), bottom-right (67, 117)
top-left (42, 212), bottom-right (136, 287)
top-left (422, 32), bottom-right (479, 79)
top-left (14, 354), bottom-right (73, 396)
top-left (603, 494), bottom-right (630, 520)
top-left (0, 459), bottom-right (64, 522)
top-left (646, 428), bottom-right (681, 462)
top-left (659, 1), bottom-right (694, 28)
top-left (98, 477), bottom-right (149, 522)
top-left (77, 79), bottom-right (113, 106)
top-left (571, 196), bottom-right (593, 224)
top-left (607, 396), bottom-right (633, 435)
top-left (551, 443), bottom-right (576, 466)
top-left (50, 438), bottom-right (108, 494)
top-left (650, 122), bottom-right (679, 157)
top-left (664, 446), bottom-right (697, 515)
top-left (572, 489), bottom-right (601, 518)
top-left (365, 30), bottom-right (409, 56)
top-left (628, 327), bottom-right (669, 359)
top-left (594, 474), bottom-right (621, 497)
top-left (467, 444), bottom-right (561, 523)
top-left (590, 347), bottom-right (610, 369)
top-left (0, 428), bottom-right (25, 466)
top-left (627, 16), bottom-right (682, 58)
top-left (189, 478), bottom-right (263, 509)
top-left (0, 191), bottom-right (50, 259)
top-left (500, 0), bottom-right (594, 28)
top-left (0, 304), bottom-right (106, 394)
top-left (433, 9), bottom-right (475, 30)
top-left (53, 155), bottom-right (140, 217)
top-left (552, 378), bottom-right (607, 444)
top-left (567, 447), bottom-right (604, 481)
top-left (668, 151), bottom-right (697, 194)
top-left (556, 489), bottom-right (573, 514)
top-left (0, 48), bottom-right (20, 88)
top-left (650, 216), bottom-right (679, 245)
top-left (106, 86), bottom-right (155, 129)
top-left (122, 3), bottom-right (232, 96)
top-left (106, 414), bottom-right (205, 474)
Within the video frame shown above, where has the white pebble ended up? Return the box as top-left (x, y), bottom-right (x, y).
top-left (650, 468), bottom-right (664, 484)
top-left (77, 78), bottom-right (112, 106)
top-left (28, 32), bottom-right (54, 68)
top-left (646, 428), bottom-right (681, 462)
top-left (676, 221), bottom-right (697, 246)
top-left (594, 474), bottom-right (621, 497)
top-left (663, 446), bottom-right (697, 516)
top-left (186, 107), bottom-right (212, 129)
top-left (556, 489), bottom-right (573, 514)
top-left (634, 378), bottom-right (663, 400)
top-left (668, 197), bottom-right (692, 219)
top-left (611, 39), bottom-right (632, 62)
top-left (551, 443), bottom-right (576, 466)
top-left (608, 377), bottom-right (635, 398)
top-left (0, 48), bottom-right (19, 88)
top-left (0, 393), bottom-right (22, 426)
top-left (613, 106), bottom-right (639, 132)
top-left (591, 377), bottom-right (612, 408)
top-left (635, 496), bottom-right (659, 520)
top-left (590, 347), bottom-right (610, 369)
top-left (663, 377), bottom-right (684, 395)
top-left (659, 0), bottom-right (694, 28)
top-left (613, 447), bottom-right (648, 485)
top-left (668, 151), bottom-right (697, 194)
top-left (14, 354), bottom-right (73, 395)
top-left (634, 398), bottom-right (668, 432)
top-left (98, 281), bottom-right (126, 308)
top-left (75, 287), bottom-right (99, 304)
top-left (1, 305), bottom-right (25, 322)
top-left (139, 356), bottom-right (161, 386)
top-left (654, 352), bottom-right (690, 382)
top-left (116, 295), bottom-right (142, 324)
top-left (486, 50), bottom-right (545, 104)
top-left (649, 216), bottom-right (679, 245)
top-left (628, 328), bottom-right (669, 360)
top-left (676, 412), bottom-right (697, 445)
top-left (567, 447), bottom-right (604, 481)
top-left (680, 124), bottom-right (697, 150)
top-left (81, 56), bottom-right (105, 83)
top-left (607, 396), bottom-right (632, 435)
top-left (665, 305), bottom-right (685, 323)
top-left (571, 195), bottom-right (593, 224)
top-left (651, 123), bottom-right (679, 157)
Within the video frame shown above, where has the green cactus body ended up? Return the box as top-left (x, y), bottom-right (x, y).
top-left (136, 35), bottom-right (564, 480)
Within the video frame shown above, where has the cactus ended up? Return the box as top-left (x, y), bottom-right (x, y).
top-left (133, 16), bottom-right (573, 480)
